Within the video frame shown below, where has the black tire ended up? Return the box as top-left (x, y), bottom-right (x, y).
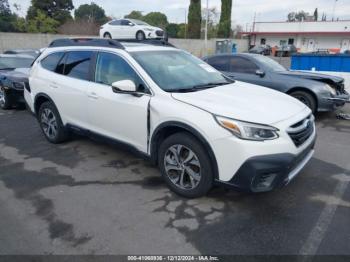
top-left (158, 132), bottom-right (213, 198)
top-left (136, 31), bottom-right (145, 40)
top-left (0, 86), bottom-right (13, 110)
top-left (38, 101), bottom-right (69, 144)
top-left (104, 32), bottom-right (112, 39)
top-left (290, 90), bottom-right (317, 113)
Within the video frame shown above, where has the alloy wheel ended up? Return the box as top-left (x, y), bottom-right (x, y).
top-left (41, 108), bottom-right (58, 139)
top-left (164, 144), bottom-right (201, 190)
top-left (0, 87), bottom-right (6, 106)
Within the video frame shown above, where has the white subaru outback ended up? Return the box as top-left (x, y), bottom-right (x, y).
top-left (25, 38), bottom-right (316, 198)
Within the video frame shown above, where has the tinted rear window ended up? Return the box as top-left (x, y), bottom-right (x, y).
top-left (63, 51), bottom-right (93, 80)
top-left (41, 52), bottom-right (64, 72)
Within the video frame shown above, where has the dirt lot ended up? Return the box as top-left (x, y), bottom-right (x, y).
top-left (0, 105), bottom-right (349, 256)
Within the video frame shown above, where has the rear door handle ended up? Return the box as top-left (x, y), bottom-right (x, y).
top-left (88, 92), bottom-right (99, 99)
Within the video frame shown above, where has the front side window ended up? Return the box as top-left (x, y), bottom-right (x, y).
top-left (132, 51), bottom-right (230, 92)
top-left (109, 20), bottom-right (121, 26)
top-left (94, 52), bottom-right (147, 93)
top-left (207, 56), bottom-right (230, 71)
top-left (121, 19), bottom-right (132, 26)
top-left (41, 52), bottom-right (64, 72)
top-left (63, 51), bottom-right (93, 80)
top-left (230, 57), bottom-right (258, 74)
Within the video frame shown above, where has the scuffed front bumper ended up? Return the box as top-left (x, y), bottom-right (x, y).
top-left (215, 136), bottom-right (316, 193)
top-left (318, 93), bottom-right (350, 112)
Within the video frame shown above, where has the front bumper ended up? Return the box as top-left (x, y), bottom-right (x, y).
top-left (318, 93), bottom-right (350, 112)
top-left (215, 136), bottom-right (316, 192)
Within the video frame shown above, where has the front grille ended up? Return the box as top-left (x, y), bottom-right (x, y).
top-left (156, 30), bottom-right (164, 36)
top-left (287, 115), bottom-right (314, 147)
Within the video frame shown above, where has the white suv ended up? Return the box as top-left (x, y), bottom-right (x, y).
top-left (100, 19), bottom-right (165, 40)
top-left (25, 38), bottom-right (316, 198)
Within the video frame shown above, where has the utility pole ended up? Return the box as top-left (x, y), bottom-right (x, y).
top-left (332, 0), bottom-right (338, 21)
top-left (205, 0), bottom-right (209, 56)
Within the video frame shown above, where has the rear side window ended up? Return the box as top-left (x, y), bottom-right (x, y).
top-left (41, 52), bottom-right (64, 72)
top-left (109, 20), bottom-right (121, 25)
top-left (207, 56), bottom-right (230, 71)
top-left (63, 51), bottom-right (93, 80)
top-left (230, 57), bottom-right (258, 74)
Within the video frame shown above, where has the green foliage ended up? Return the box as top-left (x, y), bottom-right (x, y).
top-left (27, 0), bottom-right (74, 24)
top-left (125, 11), bottom-right (143, 20)
top-left (187, 0), bottom-right (201, 39)
top-left (0, 0), bottom-right (16, 32)
top-left (75, 3), bottom-right (108, 25)
top-left (287, 11), bottom-right (309, 22)
top-left (166, 23), bottom-right (180, 38)
top-left (27, 9), bottom-right (59, 33)
top-left (217, 0), bottom-right (232, 38)
top-left (176, 23), bottom-right (186, 38)
top-left (0, 0), bottom-right (11, 14)
top-left (13, 16), bottom-right (27, 32)
top-left (314, 8), bottom-right (318, 21)
top-left (143, 12), bottom-right (168, 29)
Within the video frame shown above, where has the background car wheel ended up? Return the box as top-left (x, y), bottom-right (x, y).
top-left (290, 91), bottom-right (317, 113)
top-left (136, 31), bottom-right (145, 40)
top-left (104, 32), bottom-right (112, 39)
top-left (38, 101), bottom-right (69, 144)
top-left (158, 132), bottom-right (213, 198)
top-left (0, 86), bottom-right (13, 110)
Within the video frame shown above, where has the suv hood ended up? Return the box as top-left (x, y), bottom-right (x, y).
top-left (0, 68), bottom-right (29, 82)
top-left (171, 81), bottom-right (307, 125)
top-left (277, 70), bottom-right (343, 84)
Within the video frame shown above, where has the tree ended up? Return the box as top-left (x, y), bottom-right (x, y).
top-left (0, 0), bottom-right (17, 32)
top-left (217, 0), bottom-right (232, 38)
top-left (27, 0), bottom-right (74, 24)
top-left (313, 8), bottom-right (318, 21)
top-left (177, 23), bottom-right (187, 38)
top-left (287, 11), bottom-right (309, 22)
top-left (187, 0), bottom-right (201, 38)
top-left (125, 11), bottom-right (143, 20)
top-left (27, 9), bottom-right (59, 33)
top-left (143, 12), bottom-right (168, 29)
top-left (166, 23), bottom-right (180, 38)
top-left (75, 3), bottom-right (108, 25)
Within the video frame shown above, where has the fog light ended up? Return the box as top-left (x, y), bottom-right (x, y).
top-left (254, 173), bottom-right (277, 191)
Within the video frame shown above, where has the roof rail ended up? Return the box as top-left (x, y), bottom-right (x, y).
top-left (117, 39), bottom-right (175, 48)
top-left (48, 38), bottom-right (125, 49)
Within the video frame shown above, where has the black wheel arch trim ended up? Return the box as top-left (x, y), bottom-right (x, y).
top-left (34, 93), bottom-right (57, 115)
top-left (287, 87), bottom-right (318, 108)
top-left (150, 121), bottom-right (219, 180)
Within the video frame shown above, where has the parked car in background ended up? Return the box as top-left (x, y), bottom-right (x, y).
top-left (249, 45), bottom-right (271, 55)
top-left (100, 19), bottom-right (165, 40)
top-left (0, 54), bottom-right (34, 109)
top-left (275, 44), bottom-right (298, 57)
top-left (4, 49), bottom-right (40, 58)
top-left (26, 38), bottom-right (315, 198)
top-left (203, 53), bottom-right (349, 113)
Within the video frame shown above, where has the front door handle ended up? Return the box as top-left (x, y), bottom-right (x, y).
top-left (88, 92), bottom-right (99, 99)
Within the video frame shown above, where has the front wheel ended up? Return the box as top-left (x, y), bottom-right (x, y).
top-left (0, 86), bottom-right (13, 110)
top-left (136, 31), bottom-right (146, 40)
top-left (38, 101), bottom-right (69, 144)
top-left (158, 132), bottom-right (213, 198)
top-left (290, 91), bottom-right (317, 113)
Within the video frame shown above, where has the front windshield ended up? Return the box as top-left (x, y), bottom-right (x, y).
top-left (0, 57), bottom-right (34, 69)
top-left (132, 51), bottom-right (231, 92)
top-left (129, 19), bottom-right (149, 26)
top-left (253, 55), bottom-right (286, 72)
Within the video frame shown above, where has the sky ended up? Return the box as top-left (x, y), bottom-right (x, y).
top-left (8, 0), bottom-right (350, 28)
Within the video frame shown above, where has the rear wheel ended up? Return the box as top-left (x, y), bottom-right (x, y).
top-left (38, 101), bottom-right (69, 144)
top-left (0, 86), bottom-right (13, 110)
top-left (290, 90), bottom-right (317, 113)
top-left (104, 32), bottom-right (112, 39)
top-left (136, 31), bottom-right (145, 40)
top-left (158, 132), bottom-right (213, 198)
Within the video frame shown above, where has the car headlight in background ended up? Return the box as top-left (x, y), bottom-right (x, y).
top-left (324, 84), bottom-right (336, 95)
top-left (13, 82), bottom-right (26, 90)
top-left (215, 116), bottom-right (279, 141)
top-left (143, 28), bottom-right (155, 31)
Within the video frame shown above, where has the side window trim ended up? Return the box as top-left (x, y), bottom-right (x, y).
top-left (93, 51), bottom-right (153, 95)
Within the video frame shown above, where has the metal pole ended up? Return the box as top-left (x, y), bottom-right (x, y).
top-left (205, 0), bottom-right (209, 55)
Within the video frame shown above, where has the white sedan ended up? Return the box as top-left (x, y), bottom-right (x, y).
top-left (99, 19), bottom-right (165, 40)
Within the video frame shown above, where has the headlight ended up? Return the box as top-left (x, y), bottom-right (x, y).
top-left (13, 82), bottom-right (25, 90)
top-left (325, 84), bottom-right (336, 95)
top-left (144, 28), bottom-right (155, 31)
top-left (215, 116), bottom-right (279, 141)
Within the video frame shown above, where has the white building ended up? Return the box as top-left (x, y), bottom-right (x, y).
top-left (246, 20), bottom-right (350, 53)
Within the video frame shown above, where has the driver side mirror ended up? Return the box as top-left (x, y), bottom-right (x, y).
top-left (128, 22), bottom-right (134, 26)
top-left (256, 69), bottom-right (265, 77)
top-left (112, 80), bottom-right (137, 94)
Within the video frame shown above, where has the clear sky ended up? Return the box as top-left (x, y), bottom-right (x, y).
top-left (8, 0), bottom-right (350, 27)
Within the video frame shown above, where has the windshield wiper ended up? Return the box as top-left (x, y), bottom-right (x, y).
top-left (169, 81), bottom-right (231, 93)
